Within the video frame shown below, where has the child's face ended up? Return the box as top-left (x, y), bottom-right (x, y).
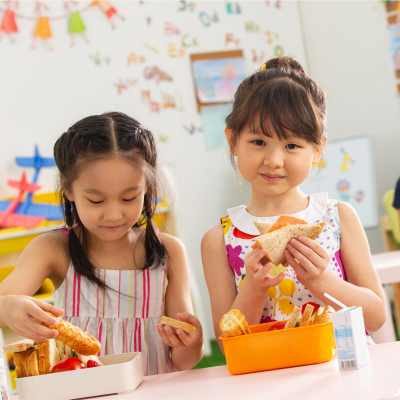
top-left (228, 124), bottom-right (325, 197)
top-left (66, 155), bottom-right (147, 242)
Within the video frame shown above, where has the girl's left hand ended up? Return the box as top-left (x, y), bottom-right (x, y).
top-left (156, 313), bottom-right (203, 350)
top-left (285, 236), bottom-right (331, 289)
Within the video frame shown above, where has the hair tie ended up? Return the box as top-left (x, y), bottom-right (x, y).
top-left (259, 63), bottom-right (266, 71)
top-left (134, 125), bottom-right (142, 134)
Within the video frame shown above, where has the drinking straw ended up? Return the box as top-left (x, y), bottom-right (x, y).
top-left (324, 293), bottom-right (347, 310)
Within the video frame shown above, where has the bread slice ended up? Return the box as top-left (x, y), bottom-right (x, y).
top-left (285, 307), bottom-right (302, 329)
top-left (254, 221), bottom-right (273, 235)
top-left (299, 304), bottom-right (314, 327)
top-left (36, 339), bottom-right (61, 375)
top-left (219, 309), bottom-right (252, 337)
top-left (254, 222), bottom-right (326, 266)
top-left (20, 347), bottom-right (36, 377)
top-left (2, 339), bottom-right (35, 354)
top-left (13, 352), bottom-right (28, 378)
top-left (315, 305), bottom-right (335, 325)
top-left (55, 340), bottom-right (67, 360)
top-left (26, 349), bottom-right (39, 376)
top-left (160, 316), bottom-right (196, 333)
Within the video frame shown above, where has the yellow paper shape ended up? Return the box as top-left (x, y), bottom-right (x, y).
top-left (269, 263), bottom-right (287, 278)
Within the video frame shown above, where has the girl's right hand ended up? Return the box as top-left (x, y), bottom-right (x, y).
top-left (244, 248), bottom-right (285, 293)
top-left (0, 295), bottom-right (64, 342)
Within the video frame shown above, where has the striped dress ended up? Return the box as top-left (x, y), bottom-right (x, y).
top-left (53, 264), bottom-right (175, 375)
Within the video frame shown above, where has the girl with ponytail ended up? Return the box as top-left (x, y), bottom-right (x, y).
top-left (0, 112), bottom-right (203, 375)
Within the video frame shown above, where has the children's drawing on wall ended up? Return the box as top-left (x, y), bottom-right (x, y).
top-left (32, 1), bottom-right (53, 51)
top-left (337, 179), bottom-right (350, 202)
top-left (90, 0), bottom-right (124, 28)
top-left (340, 148), bottom-right (355, 172)
top-left (143, 66), bottom-right (173, 84)
top-left (0, 0), bottom-right (18, 43)
top-left (65, 0), bottom-right (89, 47)
top-left (388, 23), bottom-right (400, 70)
top-left (182, 123), bottom-right (202, 135)
top-left (354, 190), bottom-right (364, 203)
top-left (192, 57), bottom-right (245, 103)
top-left (113, 79), bottom-right (137, 95)
top-left (90, 51), bottom-right (111, 65)
top-left (177, 0), bottom-right (195, 12)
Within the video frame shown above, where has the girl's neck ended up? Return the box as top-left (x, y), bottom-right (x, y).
top-left (246, 186), bottom-right (309, 218)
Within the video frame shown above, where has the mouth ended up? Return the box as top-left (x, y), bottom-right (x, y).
top-left (101, 224), bottom-right (124, 231)
top-left (261, 174), bottom-right (285, 183)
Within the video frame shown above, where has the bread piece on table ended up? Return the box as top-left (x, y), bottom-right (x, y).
top-left (36, 339), bottom-right (61, 374)
top-left (38, 312), bottom-right (101, 356)
top-left (299, 304), bottom-right (314, 327)
top-left (2, 339), bottom-right (35, 354)
top-left (284, 307), bottom-right (302, 329)
top-left (254, 221), bottom-right (273, 235)
top-left (219, 309), bottom-right (252, 338)
top-left (254, 222), bottom-right (326, 266)
top-left (26, 349), bottom-right (39, 376)
top-left (315, 305), bottom-right (335, 325)
top-left (160, 316), bottom-right (196, 333)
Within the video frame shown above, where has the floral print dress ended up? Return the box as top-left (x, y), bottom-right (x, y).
top-left (221, 192), bottom-right (374, 345)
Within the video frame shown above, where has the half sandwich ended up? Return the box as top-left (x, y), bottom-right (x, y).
top-left (252, 215), bottom-right (326, 267)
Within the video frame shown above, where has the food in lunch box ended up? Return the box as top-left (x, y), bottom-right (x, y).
top-left (38, 312), bottom-right (101, 356)
top-left (267, 304), bottom-right (335, 332)
top-left (219, 309), bottom-right (252, 337)
top-left (50, 357), bottom-right (85, 374)
top-left (160, 316), bottom-right (197, 333)
top-left (251, 215), bottom-right (326, 267)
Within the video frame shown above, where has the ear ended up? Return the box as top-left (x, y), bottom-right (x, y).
top-left (60, 174), bottom-right (74, 202)
top-left (312, 136), bottom-right (327, 164)
top-left (225, 127), bottom-right (237, 156)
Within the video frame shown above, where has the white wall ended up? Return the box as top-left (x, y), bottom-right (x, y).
top-left (298, 0), bottom-right (400, 254)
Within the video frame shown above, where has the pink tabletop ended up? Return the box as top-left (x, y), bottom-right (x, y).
top-left (371, 250), bottom-right (400, 285)
top-left (12, 342), bottom-right (400, 400)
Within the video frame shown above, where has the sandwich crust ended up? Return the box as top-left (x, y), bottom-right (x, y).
top-left (160, 316), bottom-right (196, 333)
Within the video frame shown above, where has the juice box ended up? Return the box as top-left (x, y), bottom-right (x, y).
top-left (331, 306), bottom-right (370, 370)
top-left (0, 358), bottom-right (9, 400)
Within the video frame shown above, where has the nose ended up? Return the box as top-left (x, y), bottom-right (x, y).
top-left (263, 147), bottom-right (284, 169)
top-left (103, 203), bottom-right (123, 222)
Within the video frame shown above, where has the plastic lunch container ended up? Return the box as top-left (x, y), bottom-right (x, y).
top-left (220, 320), bottom-right (336, 375)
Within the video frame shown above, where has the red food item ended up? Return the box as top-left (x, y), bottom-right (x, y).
top-left (87, 360), bottom-right (102, 368)
top-left (51, 357), bottom-right (85, 373)
top-left (268, 321), bottom-right (287, 331)
top-left (301, 302), bottom-right (319, 315)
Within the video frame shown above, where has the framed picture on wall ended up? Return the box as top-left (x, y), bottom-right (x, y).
top-left (190, 50), bottom-right (245, 112)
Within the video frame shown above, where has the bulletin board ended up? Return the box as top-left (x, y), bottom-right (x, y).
top-left (300, 135), bottom-right (378, 229)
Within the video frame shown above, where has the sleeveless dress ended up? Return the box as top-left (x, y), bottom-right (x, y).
top-left (53, 263), bottom-right (175, 375)
top-left (221, 192), bottom-right (374, 345)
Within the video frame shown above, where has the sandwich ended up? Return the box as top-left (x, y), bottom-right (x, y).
top-left (251, 215), bottom-right (326, 267)
top-left (160, 316), bottom-right (196, 333)
top-left (219, 309), bottom-right (252, 338)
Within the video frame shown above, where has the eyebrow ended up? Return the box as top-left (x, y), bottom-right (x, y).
top-left (83, 186), bottom-right (140, 195)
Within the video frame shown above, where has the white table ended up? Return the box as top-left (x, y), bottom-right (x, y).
top-left (11, 342), bottom-right (400, 400)
top-left (371, 251), bottom-right (400, 343)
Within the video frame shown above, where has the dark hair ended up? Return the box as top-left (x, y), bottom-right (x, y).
top-left (225, 56), bottom-right (327, 167)
top-left (54, 112), bottom-right (166, 291)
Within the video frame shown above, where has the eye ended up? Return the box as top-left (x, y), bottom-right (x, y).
top-left (252, 140), bottom-right (265, 146)
top-left (286, 143), bottom-right (300, 150)
top-left (88, 199), bottom-right (103, 204)
top-left (123, 195), bottom-right (138, 202)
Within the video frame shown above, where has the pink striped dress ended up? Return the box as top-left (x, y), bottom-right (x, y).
top-left (53, 264), bottom-right (175, 375)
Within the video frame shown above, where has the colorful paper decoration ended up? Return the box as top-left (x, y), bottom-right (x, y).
top-left (143, 66), bottom-right (172, 84)
top-left (177, 0), bottom-right (195, 12)
top-left (91, 0), bottom-right (124, 28)
top-left (0, 172), bottom-right (45, 229)
top-left (143, 42), bottom-right (159, 54)
top-left (199, 11), bottom-right (219, 27)
top-left (32, 1), bottom-right (53, 51)
top-left (0, 0), bottom-right (18, 43)
top-left (65, 0), bottom-right (89, 47)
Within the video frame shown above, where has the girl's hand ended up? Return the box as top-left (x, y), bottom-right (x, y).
top-left (243, 248), bottom-right (285, 294)
top-left (285, 236), bottom-right (331, 289)
top-left (0, 295), bottom-right (64, 342)
top-left (156, 313), bottom-right (203, 350)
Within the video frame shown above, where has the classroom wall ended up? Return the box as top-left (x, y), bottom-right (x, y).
top-left (298, 0), bottom-right (400, 255)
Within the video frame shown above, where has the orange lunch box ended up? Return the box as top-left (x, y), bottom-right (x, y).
top-left (220, 320), bottom-right (336, 375)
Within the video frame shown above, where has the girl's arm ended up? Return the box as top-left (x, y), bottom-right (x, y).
top-left (286, 202), bottom-right (386, 332)
top-left (202, 225), bottom-right (284, 353)
top-left (0, 232), bottom-right (66, 339)
top-left (157, 233), bottom-right (204, 371)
